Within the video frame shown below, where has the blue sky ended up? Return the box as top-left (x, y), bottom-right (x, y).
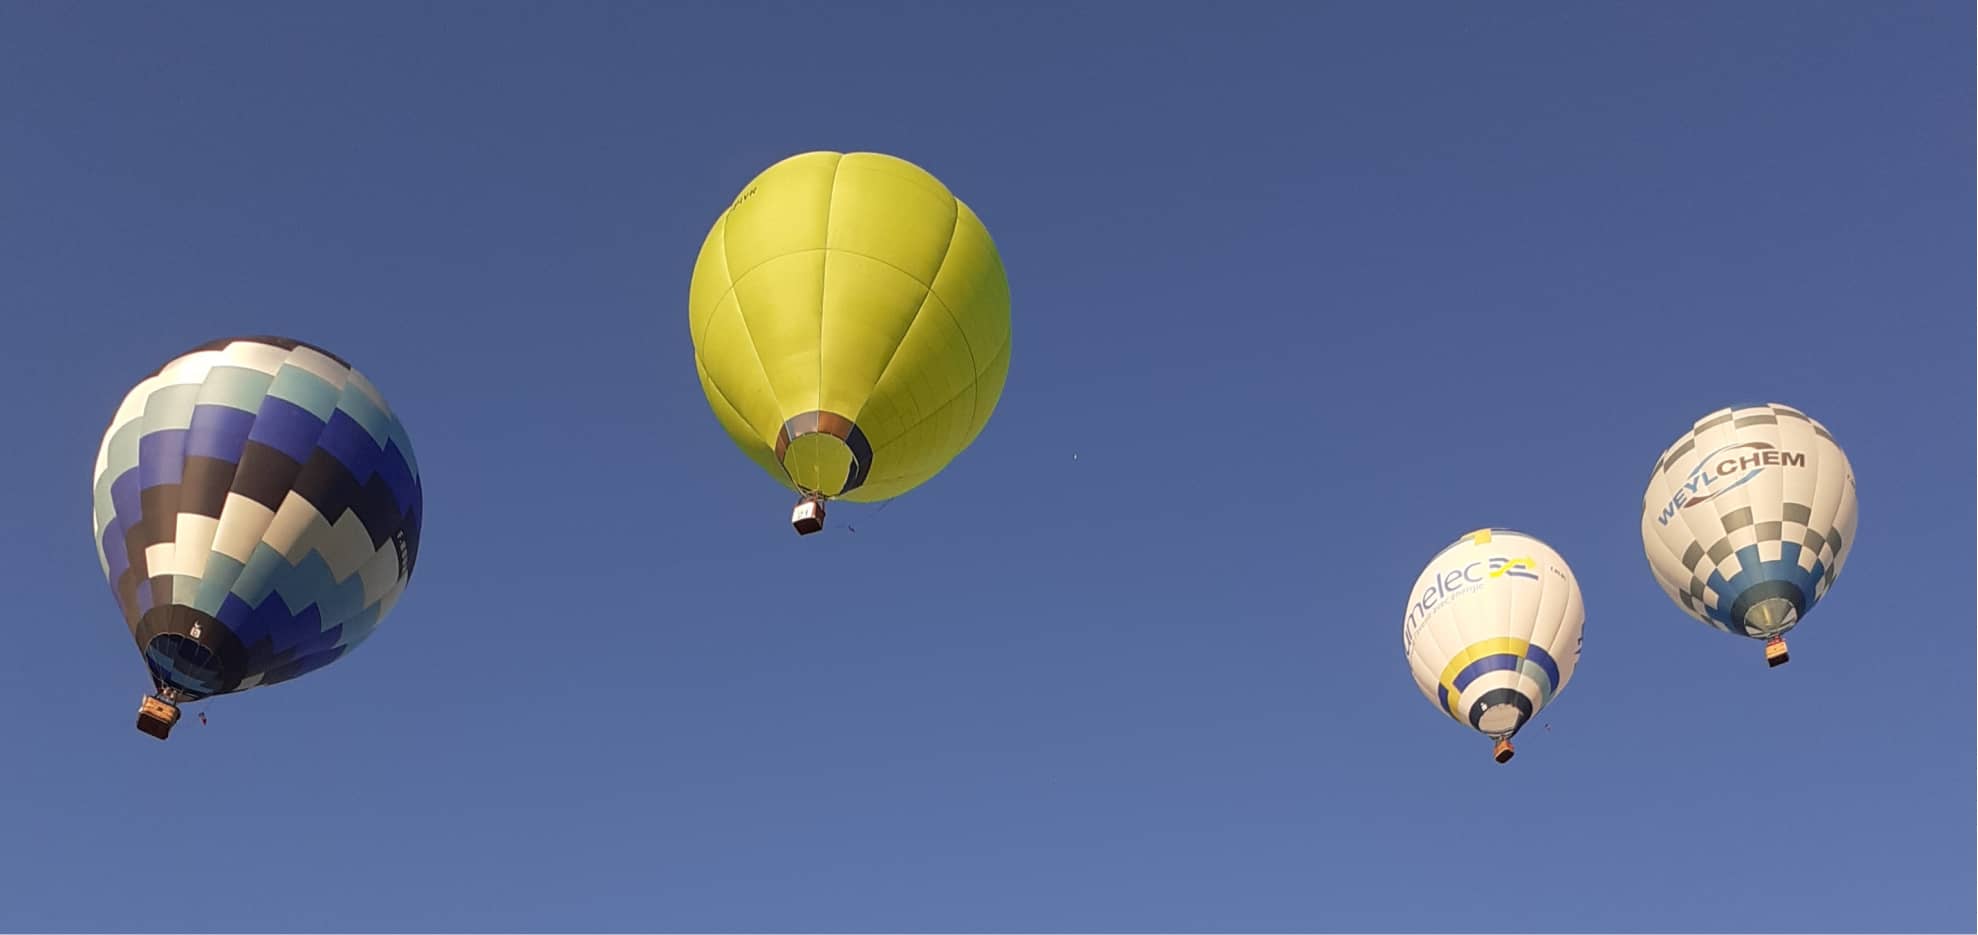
top-left (1, 3), bottom-right (1970, 932)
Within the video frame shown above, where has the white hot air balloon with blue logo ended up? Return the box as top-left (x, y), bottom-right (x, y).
top-left (1402, 528), bottom-right (1585, 764)
top-left (1640, 402), bottom-right (1857, 667)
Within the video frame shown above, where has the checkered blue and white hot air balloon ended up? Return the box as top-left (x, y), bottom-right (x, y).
top-left (1402, 528), bottom-right (1585, 764)
top-left (91, 336), bottom-right (423, 739)
top-left (1640, 402), bottom-right (1857, 668)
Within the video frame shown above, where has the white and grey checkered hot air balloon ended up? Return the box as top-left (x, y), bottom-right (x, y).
top-left (91, 336), bottom-right (423, 739)
top-left (1640, 402), bottom-right (1856, 667)
top-left (1402, 528), bottom-right (1585, 764)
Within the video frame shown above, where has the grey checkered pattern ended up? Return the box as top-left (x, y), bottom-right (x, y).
top-left (1640, 402), bottom-right (1857, 634)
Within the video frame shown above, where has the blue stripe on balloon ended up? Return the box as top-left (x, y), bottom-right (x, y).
top-left (333, 388), bottom-right (395, 448)
top-left (234, 599), bottom-right (320, 657)
top-left (137, 429), bottom-right (188, 489)
top-left (262, 645), bottom-right (347, 687)
top-left (110, 468), bottom-right (142, 524)
top-left (106, 468), bottom-right (142, 604)
top-left (275, 608), bottom-right (328, 658)
top-left (1524, 644), bottom-right (1562, 691)
top-left (316, 409), bottom-right (385, 480)
top-left (244, 397), bottom-right (327, 464)
top-left (227, 594), bottom-right (296, 650)
top-left (101, 526), bottom-right (129, 588)
top-left (377, 439), bottom-right (420, 512)
top-left (291, 623), bottom-right (346, 660)
top-left (1452, 653), bottom-right (1519, 691)
top-left (215, 592), bottom-right (254, 633)
top-left (385, 417), bottom-right (420, 479)
top-left (270, 602), bottom-right (325, 651)
top-left (184, 403), bottom-right (257, 464)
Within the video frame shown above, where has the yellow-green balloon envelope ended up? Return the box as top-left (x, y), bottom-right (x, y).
top-left (687, 151), bottom-right (1012, 533)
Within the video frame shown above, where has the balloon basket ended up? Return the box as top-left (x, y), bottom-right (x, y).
top-left (790, 497), bottom-right (826, 536)
top-left (136, 695), bottom-right (180, 740)
top-left (1764, 636), bottom-right (1790, 667)
top-left (1492, 738), bottom-right (1515, 764)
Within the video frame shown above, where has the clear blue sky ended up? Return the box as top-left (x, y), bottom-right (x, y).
top-left (1, 3), bottom-right (1970, 932)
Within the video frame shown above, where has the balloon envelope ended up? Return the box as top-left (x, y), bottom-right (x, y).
top-left (1403, 528), bottom-right (1584, 741)
top-left (1640, 401), bottom-right (1856, 643)
top-left (91, 336), bottom-right (423, 701)
top-left (687, 151), bottom-right (1012, 505)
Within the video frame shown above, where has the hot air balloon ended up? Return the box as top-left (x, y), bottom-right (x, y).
top-left (90, 336), bottom-right (423, 739)
top-left (1640, 402), bottom-right (1856, 667)
top-left (687, 151), bottom-right (1012, 535)
top-left (1403, 528), bottom-right (1585, 763)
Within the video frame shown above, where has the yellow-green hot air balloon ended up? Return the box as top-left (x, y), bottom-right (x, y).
top-left (687, 151), bottom-right (1012, 534)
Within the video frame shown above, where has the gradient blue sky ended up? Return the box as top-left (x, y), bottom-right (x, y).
top-left (1, 3), bottom-right (1970, 932)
